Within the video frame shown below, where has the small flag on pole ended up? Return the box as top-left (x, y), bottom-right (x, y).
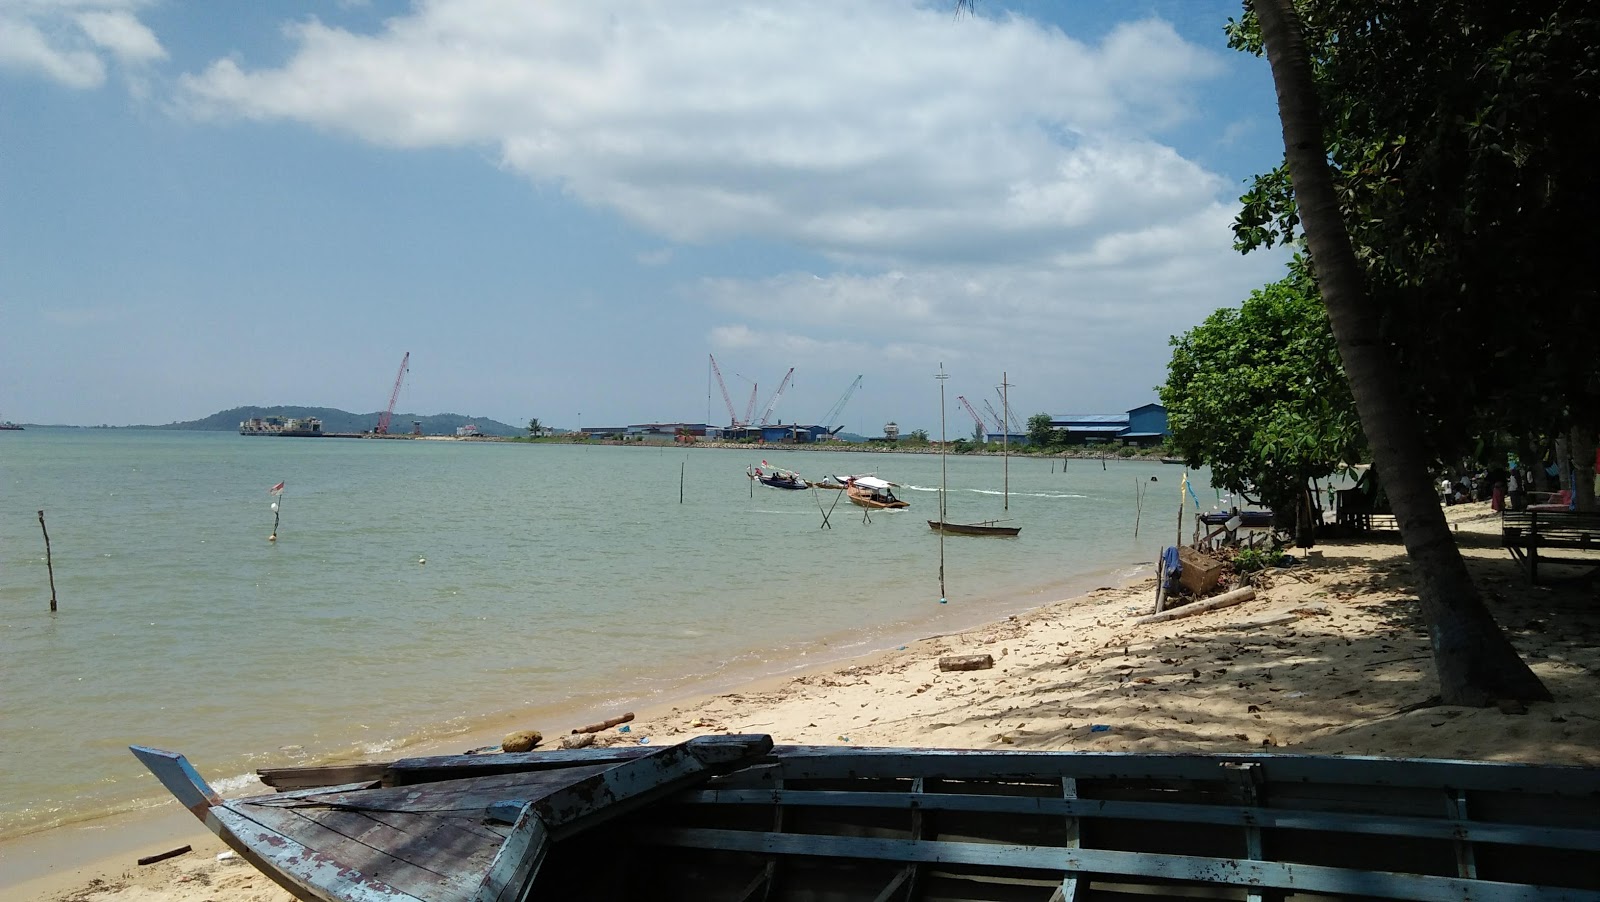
top-left (269, 481), bottom-right (285, 496)
top-left (1183, 473), bottom-right (1201, 509)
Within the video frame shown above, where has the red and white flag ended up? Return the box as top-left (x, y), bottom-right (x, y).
top-left (269, 481), bottom-right (285, 496)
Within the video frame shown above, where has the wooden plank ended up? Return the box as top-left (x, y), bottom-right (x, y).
top-left (673, 788), bottom-right (1600, 852)
top-left (258, 763), bottom-right (388, 792)
top-left (639, 827), bottom-right (1600, 902)
top-left (535, 734), bottom-right (774, 839)
top-left (753, 747), bottom-right (1600, 795)
top-left (259, 765), bottom-right (616, 816)
top-left (289, 808), bottom-right (501, 895)
top-left (225, 802), bottom-right (478, 901)
top-left (1226, 762), bottom-right (1268, 902)
top-left (385, 746), bottom-right (656, 785)
top-left (208, 805), bottom-right (431, 902)
top-left (471, 803), bottom-right (549, 902)
top-left (1448, 789), bottom-right (1479, 880)
top-left (1054, 777), bottom-right (1082, 902)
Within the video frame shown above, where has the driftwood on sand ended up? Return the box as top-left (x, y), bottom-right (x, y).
top-left (1133, 587), bottom-right (1256, 625)
top-left (938, 654), bottom-right (995, 672)
top-left (572, 712), bottom-right (635, 734)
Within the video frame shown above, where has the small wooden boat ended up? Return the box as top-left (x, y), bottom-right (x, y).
top-left (133, 737), bottom-right (1600, 901)
top-left (928, 519), bottom-right (1020, 536)
top-left (748, 463), bottom-right (807, 490)
top-left (845, 476), bottom-right (908, 509)
top-left (813, 473), bottom-right (873, 490)
top-left (1200, 509), bottom-right (1274, 527)
top-left (1161, 456), bottom-right (1185, 464)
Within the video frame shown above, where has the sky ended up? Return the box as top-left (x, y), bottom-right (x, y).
top-left (0, 0), bottom-right (1291, 435)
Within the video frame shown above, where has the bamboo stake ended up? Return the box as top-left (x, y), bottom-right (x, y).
top-left (38, 510), bottom-right (57, 612)
top-left (936, 363), bottom-right (949, 603)
top-left (1133, 479), bottom-right (1143, 537)
top-left (1001, 371), bottom-right (1011, 511)
top-left (680, 461), bottom-right (685, 504)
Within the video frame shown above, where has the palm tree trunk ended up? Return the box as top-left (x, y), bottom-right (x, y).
top-left (1250, 0), bottom-right (1549, 704)
top-left (1571, 426), bottom-right (1596, 512)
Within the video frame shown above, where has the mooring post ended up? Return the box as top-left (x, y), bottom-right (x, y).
top-left (680, 461), bottom-right (685, 504)
top-left (38, 510), bottom-right (57, 611)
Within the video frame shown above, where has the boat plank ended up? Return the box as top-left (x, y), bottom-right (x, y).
top-left (385, 747), bottom-right (655, 785)
top-left (640, 827), bottom-right (1599, 902)
top-left (208, 805), bottom-right (433, 902)
top-left (758, 747), bottom-right (1600, 794)
top-left (257, 764), bottom-right (388, 792)
top-left (228, 802), bottom-right (485, 902)
top-left (673, 783), bottom-right (1599, 851)
top-left (260, 764), bottom-right (617, 815)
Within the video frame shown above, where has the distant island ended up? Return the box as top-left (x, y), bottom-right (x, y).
top-left (137, 406), bottom-right (523, 437)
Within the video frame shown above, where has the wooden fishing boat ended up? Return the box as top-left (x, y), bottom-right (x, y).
top-left (814, 473), bottom-right (873, 490)
top-left (1200, 509), bottom-right (1274, 528)
top-left (748, 462), bottom-right (808, 490)
top-left (1161, 457), bottom-right (1185, 464)
top-left (845, 476), bottom-right (908, 509)
top-left (133, 737), bottom-right (1600, 901)
top-left (927, 519), bottom-right (1020, 536)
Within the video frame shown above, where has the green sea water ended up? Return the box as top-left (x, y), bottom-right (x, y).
top-left (0, 429), bottom-right (1183, 839)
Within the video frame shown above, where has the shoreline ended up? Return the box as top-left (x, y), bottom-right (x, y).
top-left (0, 556), bottom-right (1147, 893)
top-left (13, 503), bottom-right (1599, 901)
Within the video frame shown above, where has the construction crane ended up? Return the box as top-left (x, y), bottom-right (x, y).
top-left (981, 399), bottom-right (1007, 434)
top-left (375, 351), bottom-right (410, 435)
top-left (956, 395), bottom-right (988, 442)
top-left (994, 387), bottom-right (1024, 433)
top-left (757, 368), bottom-right (795, 424)
top-left (740, 380), bottom-right (759, 426)
top-left (817, 375), bottom-right (864, 434)
top-left (708, 355), bottom-right (742, 426)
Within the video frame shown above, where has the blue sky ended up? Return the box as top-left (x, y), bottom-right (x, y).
top-left (1, 0), bottom-right (1289, 434)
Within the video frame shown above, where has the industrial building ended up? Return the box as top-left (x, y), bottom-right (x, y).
top-left (1048, 404), bottom-right (1170, 446)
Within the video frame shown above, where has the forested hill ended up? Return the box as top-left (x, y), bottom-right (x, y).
top-left (141, 406), bottom-right (522, 436)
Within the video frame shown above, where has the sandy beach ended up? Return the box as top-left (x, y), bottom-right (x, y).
top-left (9, 501), bottom-right (1598, 902)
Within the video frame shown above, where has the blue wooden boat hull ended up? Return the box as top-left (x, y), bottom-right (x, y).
top-left (133, 739), bottom-right (1600, 902)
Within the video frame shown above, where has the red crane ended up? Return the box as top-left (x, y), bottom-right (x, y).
top-left (708, 355), bottom-right (741, 426)
top-left (758, 368), bottom-right (795, 424)
top-left (956, 395), bottom-right (988, 441)
top-left (375, 352), bottom-right (410, 435)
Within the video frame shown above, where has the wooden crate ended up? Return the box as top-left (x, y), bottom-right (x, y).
top-left (1178, 545), bottom-right (1224, 595)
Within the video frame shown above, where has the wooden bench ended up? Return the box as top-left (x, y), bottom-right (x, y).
top-left (1501, 510), bottom-right (1600, 584)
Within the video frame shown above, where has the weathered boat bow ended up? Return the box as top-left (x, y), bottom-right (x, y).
top-left (130, 735), bottom-right (773, 902)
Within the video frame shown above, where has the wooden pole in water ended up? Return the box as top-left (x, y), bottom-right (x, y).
top-left (1000, 372), bottom-right (1011, 512)
top-left (37, 510), bottom-right (57, 612)
top-left (1133, 479), bottom-right (1143, 537)
top-left (269, 481), bottom-right (284, 542)
top-left (680, 461), bottom-right (685, 504)
top-left (1176, 473), bottom-right (1186, 550)
top-left (936, 363), bottom-right (949, 603)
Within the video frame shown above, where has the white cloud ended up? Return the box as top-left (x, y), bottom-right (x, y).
top-left (178, 2), bottom-right (1225, 267)
top-left (0, 1), bottom-right (163, 87)
top-left (169, 1), bottom-right (1285, 413)
top-left (76, 9), bottom-right (165, 64)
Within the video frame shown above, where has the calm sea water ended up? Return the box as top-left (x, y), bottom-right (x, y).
top-left (0, 429), bottom-right (1187, 838)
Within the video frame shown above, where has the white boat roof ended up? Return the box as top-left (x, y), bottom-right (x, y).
top-left (849, 476), bottom-right (895, 490)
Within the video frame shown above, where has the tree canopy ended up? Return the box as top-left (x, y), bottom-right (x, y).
top-left (1227, 0), bottom-right (1600, 485)
top-left (1162, 257), bottom-right (1364, 517)
top-left (1027, 413), bottom-right (1054, 448)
